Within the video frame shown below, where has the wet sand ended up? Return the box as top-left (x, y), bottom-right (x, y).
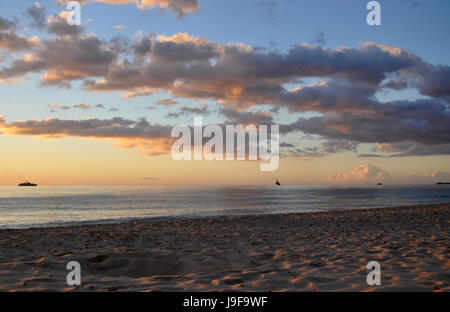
top-left (0, 204), bottom-right (448, 291)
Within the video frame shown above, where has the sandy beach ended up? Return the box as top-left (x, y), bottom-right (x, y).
top-left (0, 204), bottom-right (448, 292)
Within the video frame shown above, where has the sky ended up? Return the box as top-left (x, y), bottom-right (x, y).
top-left (0, 0), bottom-right (449, 185)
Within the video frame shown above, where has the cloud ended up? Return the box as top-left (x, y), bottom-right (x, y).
top-left (83, 37), bottom-right (431, 109)
top-left (279, 142), bottom-right (294, 148)
top-left (48, 103), bottom-right (71, 111)
top-left (219, 108), bottom-right (273, 125)
top-left (73, 103), bottom-right (91, 109)
top-left (57, 0), bottom-right (200, 17)
top-left (0, 16), bottom-right (17, 32)
top-left (286, 147), bottom-right (325, 158)
top-left (0, 115), bottom-right (173, 156)
top-left (40, 35), bottom-right (116, 88)
top-left (166, 105), bottom-right (209, 118)
top-left (2, 26), bottom-right (446, 107)
top-left (416, 64), bottom-right (450, 102)
top-left (321, 139), bottom-right (358, 154)
top-left (328, 164), bottom-right (391, 184)
top-left (281, 98), bottom-right (450, 154)
top-left (359, 142), bottom-right (450, 157)
top-left (156, 98), bottom-right (178, 106)
top-left (1, 14), bottom-right (449, 159)
top-left (310, 32), bottom-right (326, 46)
top-left (24, 2), bottom-right (46, 30)
top-left (0, 114), bottom-right (276, 159)
top-left (47, 12), bottom-right (85, 37)
top-left (0, 15), bottom-right (115, 84)
top-left (0, 32), bottom-right (39, 52)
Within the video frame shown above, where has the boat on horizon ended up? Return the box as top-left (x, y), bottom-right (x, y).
top-left (436, 182), bottom-right (450, 185)
top-left (18, 181), bottom-right (38, 187)
top-left (275, 179), bottom-right (281, 186)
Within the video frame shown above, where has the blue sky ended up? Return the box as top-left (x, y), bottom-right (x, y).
top-left (2, 1), bottom-right (448, 61)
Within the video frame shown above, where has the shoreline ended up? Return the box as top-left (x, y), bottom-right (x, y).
top-left (2, 202), bottom-right (450, 231)
top-left (0, 203), bottom-right (448, 291)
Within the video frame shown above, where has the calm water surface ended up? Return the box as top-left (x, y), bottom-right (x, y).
top-left (0, 185), bottom-right (449, 229)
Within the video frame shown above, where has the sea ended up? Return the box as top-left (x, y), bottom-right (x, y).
top-left (0, 185), bottom-right (449, 229)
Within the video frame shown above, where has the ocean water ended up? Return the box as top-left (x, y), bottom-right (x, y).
top-left (0, 185), bottom-right (449, 229)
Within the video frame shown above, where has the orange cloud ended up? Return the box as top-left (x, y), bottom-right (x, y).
top-left (328, 164), bottom-right (391, 184)
top-left (0, 115), bottom-right (174, 156)
top-left (57, 0), bottom-right (199, 17)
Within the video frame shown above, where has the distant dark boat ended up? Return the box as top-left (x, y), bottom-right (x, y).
top-left (436, 182), bottom-right (450, 185)
top-left (18, 181), bottom-right (37, 186)
top-left (377, 182), bottom-right (383, 185)
top-left (275, 179), bottom-right (281, 186)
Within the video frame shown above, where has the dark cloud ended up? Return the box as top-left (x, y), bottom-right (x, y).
top-left (310, 32), bottom-right (326, 46)
top-left (0, 32), bottom-right (39, 52)
top-left (24, 3), bottom-right (46, 30)
top-left (3, 26), bottom-right (445, 107)
top-left (0, 32), bottom-right (116, 84)
top-left (0, 16), bottom-right (16, 32)
top-left (281, 98), bottom-right (450, 156)
top-left (134, 34), bottom-right (154, 56)
top-left (0, 14), bottom-right (115, 84)
top-left (83, 38), bottom-right (428, 105)
top-left (279, 142), bottom-right (294, 148)
top-left (47, 13), bottom-right (84, 37)
top-left (109, 35), bottom-right (130, 54)
top-left (359, 142), bottom-right (450, 157)
top-left (219, 108), bottom-right (273, 125)
top-left (151, 35), bottom-right (217, 62)
top-left (287, 147), bottom-right (325, 158)
top-left (416, 64), bottom-right (450, 101)
top-left (38, 35), bottom-right (117, 87)
top-left (166, 105), bottom-right (209, 118)
top-left (321, 140), bottom-right (358, 153)
top-left (278, 80), bottom-right (379, 113)
top-left (0, 56), bottom-right (45, 80)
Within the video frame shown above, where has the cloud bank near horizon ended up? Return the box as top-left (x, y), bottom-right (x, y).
top-left (328, 164), bottom-right (450, 185)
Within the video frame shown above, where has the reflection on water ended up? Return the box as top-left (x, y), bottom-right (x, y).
top-left (0, 185), bottom-right (449, 229)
